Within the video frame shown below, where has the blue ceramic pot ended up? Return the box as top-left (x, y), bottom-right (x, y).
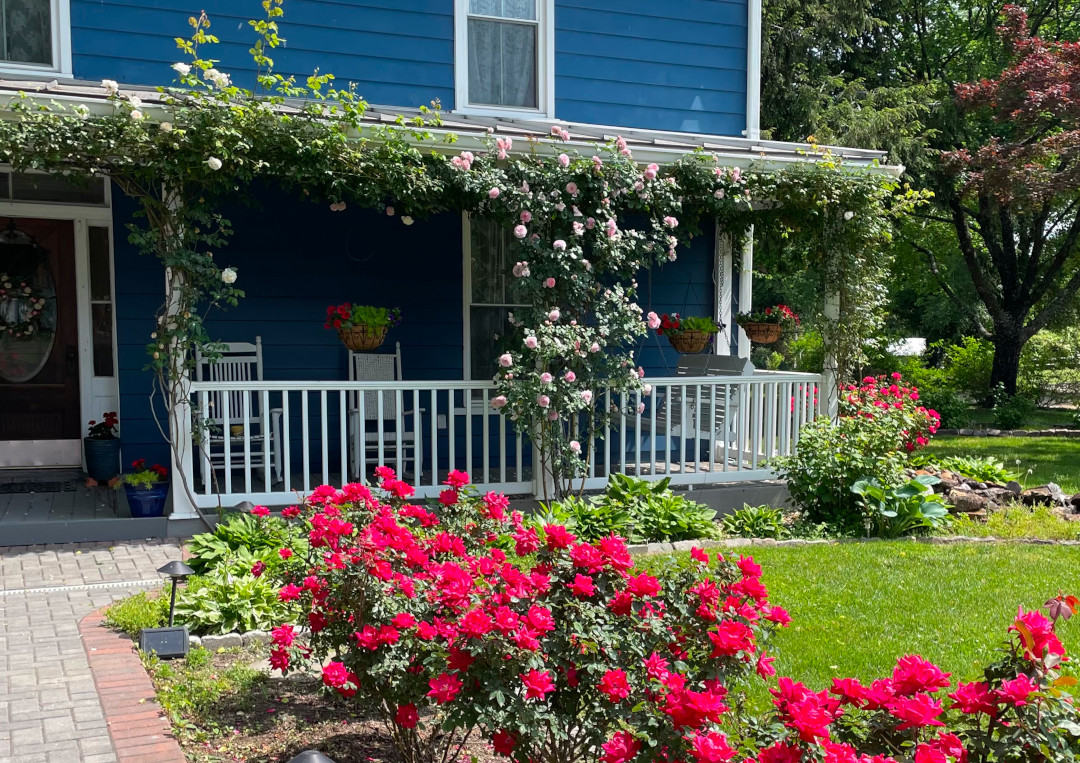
top-left (124, 482), bottom-right (169, 518)
top-left (84, 438), bottom-right (121, 482)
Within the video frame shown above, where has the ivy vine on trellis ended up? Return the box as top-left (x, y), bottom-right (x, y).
top-left (0, 1), bottom-right (923, 499)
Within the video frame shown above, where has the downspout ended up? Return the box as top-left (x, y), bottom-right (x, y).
top-left (745, 0), bottom-right (762, 141)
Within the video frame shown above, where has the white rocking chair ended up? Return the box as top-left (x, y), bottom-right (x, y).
top-left (194, 337), bottom-right (282, 486)
top-left (347, 342), bottom-right (421, 479)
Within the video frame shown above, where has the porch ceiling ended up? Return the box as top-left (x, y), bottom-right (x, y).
top-left (0, 78), bottom-right (898, 174)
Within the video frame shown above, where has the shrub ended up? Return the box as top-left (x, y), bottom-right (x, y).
top-left (104, 590), bottom-right (169, 637)
top-left (173, 569), bottom-right (295, 635)
top-left (267, 469), bottom-right (785, 763)
top-left (774, 373), bottom-right (940, 531)
top-left (542, 475), bottom-right (719, 543)
top-left (747, 596), bottom-right (1080, 762)
top-left (991, 383), bottom-right (1039, 430)
top-left (186, 511), bottom-right (306, 575)
top-left (787, 329), bottom-right (825, 373)
top-left (940, 336), bottom-right (994, 401)
top-left (1019, 327), bottom-right (1080, 405)
top-left (721, 504), bottom-right (789, 539)
top-left (851, 474), bottom-right (952, 538)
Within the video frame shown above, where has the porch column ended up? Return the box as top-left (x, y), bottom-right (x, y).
top-left (737, 227), bottom-right (753, 358)
top-left (166, 270), bottom-right (199, 521)
top-left (820, 288), bottom-right (840, 420)
top-left (713, 222), bottom-right (733, 356)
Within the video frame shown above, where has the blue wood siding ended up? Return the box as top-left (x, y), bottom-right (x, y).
top-left (70, 0), bottom-right (455, 109)
top-left (70, 1), bottom-right (748, 137)
top-left (554, 0), bottom-right (748, 135)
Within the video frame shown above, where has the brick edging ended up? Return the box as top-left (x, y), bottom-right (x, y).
top-left (79, 608), bottom-right (186, 763)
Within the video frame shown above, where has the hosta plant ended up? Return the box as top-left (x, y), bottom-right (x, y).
top-left (266, 468), bottom-right (787, 763)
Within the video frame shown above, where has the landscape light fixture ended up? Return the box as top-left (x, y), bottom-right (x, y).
top-left (288, 752), bottom-right (337, 763)
top-left (138, 560), bottom-right (195, 659)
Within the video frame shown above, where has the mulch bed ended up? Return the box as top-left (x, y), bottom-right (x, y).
top-left (149, 646), bottom-right (499, 763)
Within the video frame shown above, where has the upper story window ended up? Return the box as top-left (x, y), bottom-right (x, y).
top-left (455, 0), bottom-right (553, 118)
top-left (0, 0), bottom-right (70, 76)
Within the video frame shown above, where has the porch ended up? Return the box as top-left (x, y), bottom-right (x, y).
top-left (176, 370), bottom-right (821, 511)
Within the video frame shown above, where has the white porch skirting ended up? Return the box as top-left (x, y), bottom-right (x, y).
top-left (178, 372), bottom-right (822, 510)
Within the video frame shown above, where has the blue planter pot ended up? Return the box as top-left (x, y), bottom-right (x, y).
top-left (124, 483), bottom-right (169, 518)
top-left (84, 438), bottom-right (121, 482)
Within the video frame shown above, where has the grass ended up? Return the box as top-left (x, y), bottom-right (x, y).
top-left (735, 542), bottom-right (1080, 709)
top-left (949, 505), bottom-right (1080, 540)
top-left (924, 435), bottom-right (1080, 493)
top-left (964, 406), bottom-right (1076, 429)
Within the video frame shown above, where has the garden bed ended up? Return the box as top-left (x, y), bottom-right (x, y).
top-left (924, 435), bottom-right (1080, 493)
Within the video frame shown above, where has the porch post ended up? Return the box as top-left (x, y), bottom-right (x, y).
top-left (737, 227), bottom-right (753, 358)
top-left (714, 221), bottom-right (733, 356)
top-left (167, 265), bottom-right (199, 520)
top-left (820, 288), bottom-right (840, 420)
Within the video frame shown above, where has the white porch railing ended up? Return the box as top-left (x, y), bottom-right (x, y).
top-left (181, 373), bottom-right (821, 510)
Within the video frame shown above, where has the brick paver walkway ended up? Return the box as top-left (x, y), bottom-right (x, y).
top-left (0, 540), bottom-right (183, 763)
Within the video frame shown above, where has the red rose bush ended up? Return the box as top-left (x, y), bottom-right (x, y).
top-left (267, 467), bottom-right (785, 763)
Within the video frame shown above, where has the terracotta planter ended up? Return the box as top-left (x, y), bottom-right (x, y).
top-left (338, 324), bottom-right (388, 352)
top-left (741, 322), bottom-right (783, 344)
top-left (668, 331), bottom-right (712, 354)
top-left (84, 437), bottom-right (121, 482)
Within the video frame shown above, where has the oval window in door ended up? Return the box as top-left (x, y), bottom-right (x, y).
top-left (0, 230), bottom-right (57, 383)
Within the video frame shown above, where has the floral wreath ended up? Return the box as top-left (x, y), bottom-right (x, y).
top-left (0, 273), bottom-right (49, 339)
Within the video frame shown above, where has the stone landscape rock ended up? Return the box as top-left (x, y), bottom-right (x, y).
top-left (948, 491), bottom-right (992, 514)
top-left (1020, 484), bottom-right (1068, 507)
top-left (1071, 493), bottom-right (1080, 510)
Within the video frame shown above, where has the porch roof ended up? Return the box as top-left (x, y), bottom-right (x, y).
top-left (0, 77), bottom-right (898, 175)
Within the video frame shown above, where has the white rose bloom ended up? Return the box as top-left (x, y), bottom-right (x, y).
top-left (206, 157), bottom-right (222, 171)
top-left (400, 216), bottom-right (414, 226)
top-left (128, 95), bottom-right (142, 108)
top-left (130, 110), bottom-right (143, 120)
top-left (221, 268), bottom-right (237, 284)
top-left (843, 210), bottom-right (855, 221)
top-left (172, 62), bottom-right (191, 76)
top-left (102, 79), bottom-right (119, 95)
top-left (160, 122), bottom-right (173, 132)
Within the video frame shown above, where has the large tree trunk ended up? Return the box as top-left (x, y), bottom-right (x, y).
top-left (989, 321), bottom-right (1024, 397)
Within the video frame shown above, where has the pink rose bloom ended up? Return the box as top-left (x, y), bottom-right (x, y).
top-left (564, 371), bottom-right (576, 382)
top-left (645, 163), bottom-right (659, 180)
top-left (489, 187), bottom-right (501, 199)
top-left (637, 366), bottom-right (645, 379)
top-left (496, 136), bottom-right (512, 159)
top-left (385, 206), bottom-right (395, 216)
top-left (540, 372), bottom-right (553, 384)
top-left (566, 182), bottom-right (579, 196)
top-left (513, 261), bottom-right (530, 278)
top-left (634, 180), bottom-right (644, 191)
top-left (647, 311), bottom-right (661, 329)
top-left (550, 125), bottom-right (562, 137)
top-left (498, 353), bottom-right (513, 368)
top-left (637, 402), bottom-right (646, 414)
top-left (491, 395), bottom-right (507, 409)
top-left (553, 240), bottom-right (566, 251)
top-left (668, 250), bottom-right (677, 262)
top-left (586, 217), bottom-right (596, 229)
top-left (514, 225), bottom-right (527, 239)
top-left (590, 342), bottom-right (600, 353)
top-left (558, 153), bottom-right (570, 167)
top-left (581, 390), bottom-right (593, 403)
top-left (573, 222), bottom-right (585, 236)
top-left (537, 395), bottom-right (550, 408)
top-left (605, 219), bottom-right (618, 238)
top-left (547, 410), bottom-right (560, 421)
top-left (569, 440), bottom-right (581, 453)
top-left (592, 155), bottom-right (603, 169)
top-left (664, 216), bottom-right (679, 229)
top-left (521, 210), bottom-right (532, 223)
top-left (525, 336), bottom-right (538, 349)
top-left (544, 277), bottom-right (556, 288)
top-left (643, 384), bottom-right (652, 396)
top-left (548, 309), bottom-right (561, 322)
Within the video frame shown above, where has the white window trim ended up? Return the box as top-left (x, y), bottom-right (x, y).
top-left (453, 0), bottom-right (555, 120)
top-left (0, 0), bottom-right (72, 79)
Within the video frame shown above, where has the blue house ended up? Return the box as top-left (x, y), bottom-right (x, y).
top-left (0, 0), bottom-right (888, 532)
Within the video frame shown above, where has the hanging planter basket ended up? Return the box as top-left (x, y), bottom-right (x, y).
top-left (338, 325), bottom-right (388, 352)
top-left (742, 322), bottom-right (783, 344)
top-left (667, 331), bottom-right (712, 354)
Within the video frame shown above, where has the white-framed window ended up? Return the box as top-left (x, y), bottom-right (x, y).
top-left (0, 0), bottom-right (71, 77)
top-left (463, 214), bottom-right (527, 381)
top-left (454, 0), bottom-right (554, 118)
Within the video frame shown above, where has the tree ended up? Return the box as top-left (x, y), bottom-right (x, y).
top-left (934, 5), bottom-right (1080, 393)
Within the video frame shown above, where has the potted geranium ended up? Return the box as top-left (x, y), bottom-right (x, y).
top-left (84, 412), bottom-right (121, 482)
top-left (736, 304), bottom-right (799, 344)
top-left (120, 459), bottom-right (170, 518)
top-left (324, 303), bottom-right (402, 352)
top-left (655, 312), bottom-right (721, 353)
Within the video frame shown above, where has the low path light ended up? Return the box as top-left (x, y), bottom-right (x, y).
top-left (137, 560), bottom-right (195, 659)
top-left (288, 752), bottom-right (337, 763)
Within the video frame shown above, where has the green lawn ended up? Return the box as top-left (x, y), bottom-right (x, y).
top-left (924, 435), bottom-right (1080, 493)
top-left (964, 406), bottom-right (1076, 429)
top-left (735, 542), bottom-right (1080, 708)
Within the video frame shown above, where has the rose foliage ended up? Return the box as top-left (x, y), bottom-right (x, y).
top-left (259, 470), bottom-right (1080, 763)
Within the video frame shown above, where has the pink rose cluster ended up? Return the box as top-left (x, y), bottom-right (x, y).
top-left (842, 372), bottom-right (941, 452)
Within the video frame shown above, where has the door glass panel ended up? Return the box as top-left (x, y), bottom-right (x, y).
top-left (11, 174), bottom-right (107, 204)
top-left (92, 303), bottom-right (113, 377)
top-left (88, 227), bottom-right (111, 300)
top-left (470, 306), bottom-right (514, 381)
top-left (0, 232), bottom-right (56, 383)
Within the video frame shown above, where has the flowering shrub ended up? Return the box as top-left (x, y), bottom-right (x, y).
top-left (267, 468), bottom-right (786, 763)
top-left (747, 595), bottom-right (1080, 763)
top-left (775, 373), bottom-right (940, 531)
